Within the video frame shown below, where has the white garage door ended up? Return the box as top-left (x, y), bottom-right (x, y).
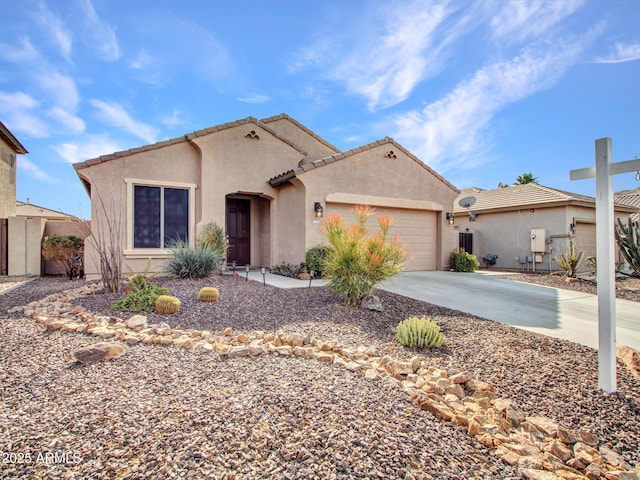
top-left (574, 222), bottom-right (596, 261)
top-left (326, 203), bottom-right (438, 271)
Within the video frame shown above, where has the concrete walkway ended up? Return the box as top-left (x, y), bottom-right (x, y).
top-left (247, 269), bottom-right (640, 351)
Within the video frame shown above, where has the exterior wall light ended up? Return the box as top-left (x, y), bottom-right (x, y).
top-left (314, 202), bottom-right (324, 218)
top-left (569, 223), bottom-right (576, 235)
top-left (446, 212), bottom-right (454, 225)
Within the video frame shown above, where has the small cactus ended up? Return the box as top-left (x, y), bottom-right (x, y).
top-left (155, 295), bottom-right (181, 314)
top-left (396, 316), bottom-right (444, 349)
top-left (198, 287), bottom-right (220, 302)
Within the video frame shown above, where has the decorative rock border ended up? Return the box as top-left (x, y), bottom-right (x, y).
top-left (12, 284), bottom-right (640, 480)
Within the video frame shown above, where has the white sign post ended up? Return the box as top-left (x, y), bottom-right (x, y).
top-left (570, 137), bottom-right (640, 393)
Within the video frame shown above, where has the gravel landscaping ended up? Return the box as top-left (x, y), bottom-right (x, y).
top-left (1, 273), bottom-right (639, 479)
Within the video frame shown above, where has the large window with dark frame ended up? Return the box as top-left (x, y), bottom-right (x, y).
top-left (133, 185), bottom-right (189, 248)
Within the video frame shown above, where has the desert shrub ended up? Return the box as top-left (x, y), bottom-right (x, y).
top-left (111, 273), bottom-right (169, 312)
top-left (198, 287), bottom-right (220, 302)
top-left (586, 255), bottom-right (597, 272)
top-left (554, 239), bottom-right (584, 278)
top-left (198, 222), bottom-right (227, 256)
top-left (396, 316), bottom-right (444, 348)
top-left (449, 249), bottom-right (479, 272)
top-left (270, 262), bottom-right (305, 278)
top-left (166, 240), bottom-right (223, 279)
top-left (42, 234), bottom-right (83, 278)
top-left (155, 295), bottom-right (181, 314)
top-left (305, 245), bottom-right (328, 277)
top-left (615, 217), bottom-right (640, 276)
top-left (323, 205), bottom-right (406, 307)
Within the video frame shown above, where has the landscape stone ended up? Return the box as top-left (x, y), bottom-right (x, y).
top-left (361, 294), bottom-right (383, 312)
top-left (74, 342), bottom-right (126, 364)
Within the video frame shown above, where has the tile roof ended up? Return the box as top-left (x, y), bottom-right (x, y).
top-left (269, 137), bottom-right (460, 193)
top-left (260, 113), bottom-right (340, 154)
top-left (0, 120), bottom-right (28, 154)
top-left (73, 115), bottom-right (308, 171)
top-left (453, 182), bottom-right (638, 214)
top-left (615, 187), bottom-right (640, 220)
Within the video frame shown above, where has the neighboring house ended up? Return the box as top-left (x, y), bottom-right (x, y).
top-left (615, 187), bottom-right (640, 221)
top-left (73, 114), bottom-right (460, 277)
top-left (0, 121), bottom-right (28, 275)
top-left (15, 200), bottom-right (91, 276)
top-left (453, 183), bottom-right (637, 272)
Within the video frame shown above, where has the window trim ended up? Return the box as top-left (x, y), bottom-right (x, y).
top-left (124, 178), bottom-right (197, 257)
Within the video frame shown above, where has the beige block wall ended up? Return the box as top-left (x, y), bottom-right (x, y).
top-left (8, 217), bottom-right (45, 276)
top-left (0, 140), bottom-right (17, 218)
top-left (43, 219), bottom-right (91, 275)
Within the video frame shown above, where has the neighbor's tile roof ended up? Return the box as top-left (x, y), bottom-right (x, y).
top-left (0, 121), bottom-right (28, 154)
top-left (454, 182), bottom-right (637, 214)
top-left (269, 137), bottom-right (460, 193)
top-left (615, 187), bottom-right (640, 220)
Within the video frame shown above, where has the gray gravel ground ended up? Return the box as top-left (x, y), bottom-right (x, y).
top-left (1, 275), bottom-right (639, 479)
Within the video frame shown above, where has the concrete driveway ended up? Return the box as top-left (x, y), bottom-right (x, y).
top-left (378, 271), bottom-right (640, 351)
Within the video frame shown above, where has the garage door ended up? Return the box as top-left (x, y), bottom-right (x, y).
top-left (326, 203), bottom-right (437, 271)
top-left (574, 222), bottom-right (596, 265)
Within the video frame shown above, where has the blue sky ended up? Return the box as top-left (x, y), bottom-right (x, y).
top-left (1, 0), bottom-right (639, 219)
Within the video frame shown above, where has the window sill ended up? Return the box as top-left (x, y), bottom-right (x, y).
top-left (123, 249), bottom-right (172, 259)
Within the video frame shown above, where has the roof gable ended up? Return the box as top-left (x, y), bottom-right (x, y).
top-left (260, 113), bottom-right (340, 155)
top-left (0, 121), bottom-right (28, 154)
top-left (270, 137), bottom-right (459, 193)
top-left (73, 115), bottom-right (308, 171)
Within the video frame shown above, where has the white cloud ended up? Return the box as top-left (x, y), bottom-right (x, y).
top-left (290, 1), bottom-right (479, 110)
top-left (79, 0), bottom-right (120, 61)
top-left (18, 157), bottom-right (57, 183)
top-left (0, 92), bottom-right (49, 137)
top-left (160, 108), bottom-right (184, 128)
top-left (90, 99), bottom-right (159, 144)
top-left (237, 94), bottom-right (270, 104)
top-left (34, 2), bottom-right (73, 61)
top-left (53, 135), bottom-right (124, 164)
top-left (595, 41), bottom-right (640, 64)
top-left (47, 107), bottom-right (85, 134)
top-left (490, 0), bottom-right (585, 41)
top-left (37, 71), bottom-right (80, 111)
top-left (0, 37), bottom-right (39, 63)
top-left (393, 38), bottom-right (588, 172)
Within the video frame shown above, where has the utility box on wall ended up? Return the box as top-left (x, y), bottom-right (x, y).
top-left (530, 228), bottom-right (547, 253)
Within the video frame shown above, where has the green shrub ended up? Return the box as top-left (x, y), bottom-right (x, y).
top-left (554, 239), bottom-right (584, 278)
top-left (449, 249), bottom-right (479, 272)
top-left (111, 273), bottom-right (169, 312)
top-left (42, 234), bottom-right (83, 278)
top-left (270, 262), bottom-right (305, 278)
top-left (323, 205), bottom-right (406, 307)
top-left (198, 287), bottom-right (220, 302)
top-left (396, 316), bottom-right (444, 349)
top-left (165, 240), bottom-right (223, 279)
top-left (305, 245), bottom-right (328, 277)
top-left (198, 222), bottom-right (227, 256)
top-left (155, 295), bottom-right (181, 314)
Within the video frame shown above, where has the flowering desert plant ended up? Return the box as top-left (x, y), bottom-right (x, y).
top-left (323, 205), bottom-right (406, 307)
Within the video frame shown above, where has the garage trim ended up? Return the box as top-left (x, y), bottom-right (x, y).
top-left (325, 193), bottom-right (443, 212)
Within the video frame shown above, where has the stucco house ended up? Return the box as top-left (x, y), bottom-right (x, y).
top-left (73, 114), bottom-right (460, 277)
top-left (453, 183), bottom-right (637, 272)
top-left (1, 121), bottom-right (28, 275)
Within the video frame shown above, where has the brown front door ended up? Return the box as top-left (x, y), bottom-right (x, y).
top-left (226, 198), bottom-right (250, 266)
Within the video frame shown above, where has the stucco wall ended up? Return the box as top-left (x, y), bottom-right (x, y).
top-left (273, 180), bottom-right (306, 266)
top-left (297, 144), bottom-right (459, 269)
top-left (263, 118), bottom-right (338, 164)
top-left (77, 140), bottom-right (201, 276)
top-left (454, 205), bottom-right (631, 272)
top-left (0, 139), bottom-right (17, 218)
